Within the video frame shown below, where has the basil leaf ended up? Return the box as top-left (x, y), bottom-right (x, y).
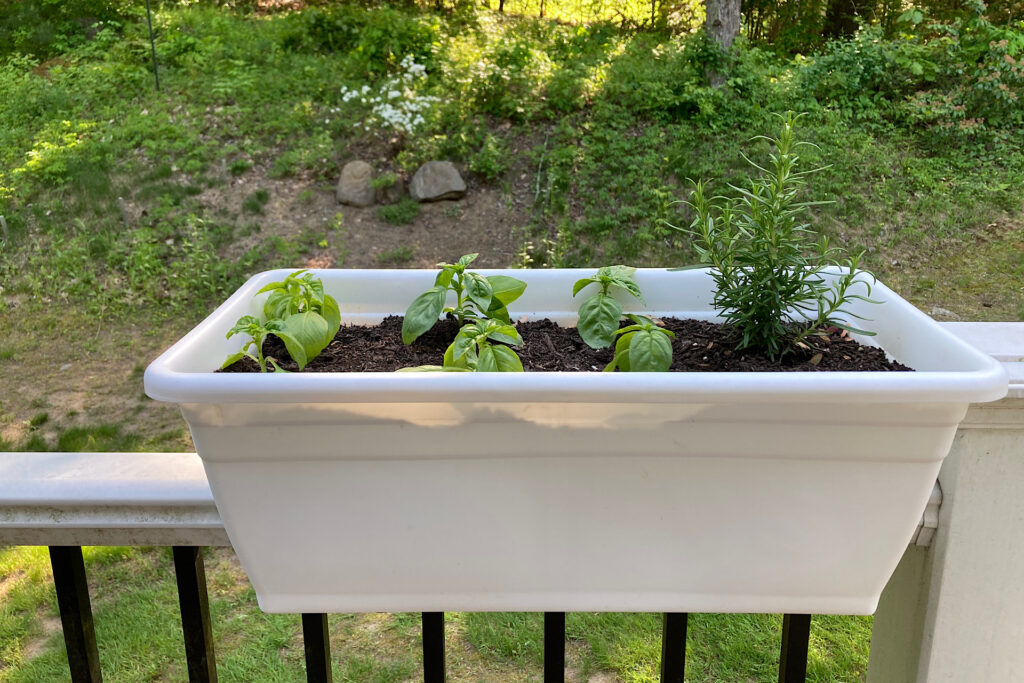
top-left (321, 295), bottom-right (341, 336)
top-left (609, 331), bottom-right (634, 372)
top-left (485, 302), bottom-right (511, 323)
top-left (457, 253), bottom-right (478, 267)
top-left (279, 311), bottom-right (331, 369)
top-left (221, 352), bottom-right (246, 369)
top-left (489, 344), bottom-right (523, 372)
top-left (487, 324), bottom-right (522, 346)
top-left (464, 272), bottom-right (494, 310)
top-left (271, 329), bottom-right (309, 370)
top-left (627, 328), bottom-right (674, 372)
top-left (402, 286), bottom-right (447, 345)
top-left (450, 330), bottom-right (477, 362)
top-left (435, 267), bottom-right (454, 288)
top-left (572, 277), bottom-right (599, 297)
top-left (577, 293), bottom-right (623, 349)
top-left (612, 277), bottom-right (646, 304)
top-left (486, 275), bottom-right (527, 305)
top-left (227, 315), bottom-right (260, 338)
top-left (600, 265), bottom-right (636, 281)
top-left (268, 357), bottom-right (290, 373)
top-left (264, 290), bottom-right (293, 320)
top-left (443, 340), bottom-right (476, 369)
top-left (256, 281), bottom-right (285, 295)
top-left (306, 277), bottom-right (325, 307)
top-left (397, 365), bottom-right (471, 372)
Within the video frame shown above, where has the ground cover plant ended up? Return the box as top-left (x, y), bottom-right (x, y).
top-left (1, 0), bottom-right (1022, 678)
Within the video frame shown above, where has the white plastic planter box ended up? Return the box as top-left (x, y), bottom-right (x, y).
top-left (145, 268), bottom-right (1007, 615)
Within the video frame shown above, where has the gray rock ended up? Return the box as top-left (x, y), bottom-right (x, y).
top-left (375, 175), bottom-right (406, 205)
top-left (336, 161), bottom-right (375, 207)
top-left (409, 161), bottom-right (466, 202)
top-left (929, 306), bottom-right (961, 320)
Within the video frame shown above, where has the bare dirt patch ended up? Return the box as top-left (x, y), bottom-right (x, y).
top-left (0, 569), bottom-right (25, 602)
top-left (21, 615), bottom-right (62, 661)
top-left (0, 313), bottom-right (191, 449)
top-left (208, 169), bottom-right (531, 270)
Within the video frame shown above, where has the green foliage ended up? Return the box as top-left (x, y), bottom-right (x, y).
top-left (801, 10), bottom-right (1024, 137)
top-left (604, 314), bottom-right (675, 372)
top-left (370, 171), bottom-right (398, 190)
top-left (401, 254), bottom-right (527, 344)
top-left (0, 0), bottom-right (1021, 332)
top-left (377, 198), bottom-right (421, 225)
top-left (468, 134), bottom-right (510, 180)
top-left (376, 245), bottom-right (416, 265)
top-left (223, 315), bottom-right (285, 373)
top-left (242, 188), bottom-right (270, 214)
top-left (572, 265), bottom-right (645, 349)
top-left (281, 5), bottom-right (440, 74)
top-left (0, 0), bottom-right (135, 59)
top-left (676, 115), bottom-right (878, 360)
top-left (223, 270), bottom-right (341, 371)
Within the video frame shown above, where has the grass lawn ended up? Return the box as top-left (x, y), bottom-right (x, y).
top-left (0, 546), bottom-right (872, 682)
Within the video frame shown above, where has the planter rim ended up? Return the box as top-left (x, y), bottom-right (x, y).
top-left (144, 268), bottom-right (1009, 405)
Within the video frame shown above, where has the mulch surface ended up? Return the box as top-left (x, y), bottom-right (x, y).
top-left (221, 316), bottom-right (912, 373)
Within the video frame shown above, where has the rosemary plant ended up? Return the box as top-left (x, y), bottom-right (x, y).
top-left (674, 113), bottom-right (878, 360)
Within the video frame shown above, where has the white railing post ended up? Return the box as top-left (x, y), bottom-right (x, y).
top-left (869, 323), bottom-right (1024, 683)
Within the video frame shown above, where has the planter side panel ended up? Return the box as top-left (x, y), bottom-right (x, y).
top-left (184, 401), bottom-right (957, 614)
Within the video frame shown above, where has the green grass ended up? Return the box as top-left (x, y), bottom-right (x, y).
top-left (0, 546), bottom-right (872, 682)
top-left (376, 198), bottom-right (421, 226)
top-left (376, 245), bottom-right (417, 265)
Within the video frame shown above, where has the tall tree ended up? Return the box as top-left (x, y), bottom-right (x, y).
top-left (705, 0), bottom-right (741, 49)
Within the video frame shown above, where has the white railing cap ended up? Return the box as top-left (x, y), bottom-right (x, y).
top-left (0, 452), bottom-right (213, 507)
top-left (941, 323), bottom-right (1024, 398)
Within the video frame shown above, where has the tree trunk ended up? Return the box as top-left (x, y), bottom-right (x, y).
top-left (823, 0), bottom-right (874, 38)
top-left (705, 0), bottom-right (741, 49)
top-left (498, 0), bottom-right (504, 11)
top-left (705, 0), bottom-right (740, 86)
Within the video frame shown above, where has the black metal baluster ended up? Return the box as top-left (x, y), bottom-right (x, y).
top-left (778, 614), bottom-right (811, 683)
top-left (302, 614), bottom-right (333, 683)
top-left (144, 0), bottom-right (160, 91)
top-left (172, 547), bottom-right (217, 683)
top-left (544, 612), bottom-right (565, 683)
top-left (49, 546), bottom-right (103, 683)
top-left (660, 613), bottom-right (688, 682)
top-left (421, 612), bottom-right (445, 682)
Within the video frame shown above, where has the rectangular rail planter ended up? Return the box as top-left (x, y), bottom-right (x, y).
top-left (144, 268), bottom-right (1007, 615)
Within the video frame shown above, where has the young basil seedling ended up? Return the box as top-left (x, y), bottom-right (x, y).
top-left (222, 270), bottom-right (341, 372)
top-left (222, 316), bottom-right (288, 373)
top-left (259, 269), bottom-right (342, 333)
top-left (443, 317), bottom-right (525, 372)
top-left (573, 265), bottom-right (646, 349)
top-left (401, 254), bottom-right (527, 345)
top-left (603, 315), bottom-right (675, 372)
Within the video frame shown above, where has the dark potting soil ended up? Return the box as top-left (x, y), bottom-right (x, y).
top-left (220, 316), bottom-right (912, 373)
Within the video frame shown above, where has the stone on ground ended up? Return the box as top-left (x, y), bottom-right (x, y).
top-left (376, 175), bottom-right (406, 205)
top-left (336, 161), bottom-right (376, 207)
top-left (409, 161), bottom-right (466, 202)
